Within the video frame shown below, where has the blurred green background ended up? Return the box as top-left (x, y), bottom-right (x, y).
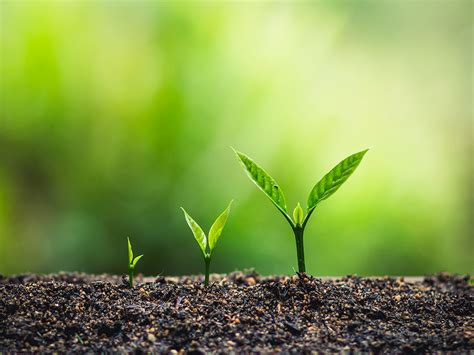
top-left (0, 1), bottom-right (472, 276)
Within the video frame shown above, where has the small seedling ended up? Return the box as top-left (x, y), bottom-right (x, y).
top-left (181, 201), bottom-right (233, 285)
top-left (127, 237), bottom-right (143, 288)
top-left (234, 148), bottom-right (368, 273)
top-left (75, 334), bottom-right (84, 345)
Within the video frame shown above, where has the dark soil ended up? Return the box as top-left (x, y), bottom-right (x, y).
top-left (0, 272), bottom-right (472, 353)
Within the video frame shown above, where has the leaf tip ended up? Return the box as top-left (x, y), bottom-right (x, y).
top-left (358, 148), bottom-right (370, 157)
top-left (356, 148), bottom-right (370, 161)
top-left (232, 147), bottom-right (247, 161)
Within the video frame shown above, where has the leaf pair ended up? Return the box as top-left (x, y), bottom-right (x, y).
top-left (234, 148), bottom-right (368, 228)
top-left (127, 237), bottom-right (143, 270)
top-left (181, 200), bottom-right (233, 259)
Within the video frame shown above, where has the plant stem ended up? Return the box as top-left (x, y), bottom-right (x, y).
top-left (204, 257), bottom-right (211, 286)
top-left (129, 269), bottom-right (134, 288)
top-left (293, 226), bottom-right (306, 273)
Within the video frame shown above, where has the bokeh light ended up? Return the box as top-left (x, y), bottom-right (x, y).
top-left (0, 0), bottom-right (472, 276)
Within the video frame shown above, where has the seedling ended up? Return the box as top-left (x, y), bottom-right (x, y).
top-left (181, 201), bottom-right (233, 285)
top-left (127, 237), bottom-right (143, 288)
top-left (234, 148), bottom-right (368, 273)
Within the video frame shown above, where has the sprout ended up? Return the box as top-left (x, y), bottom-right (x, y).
top-left (127, 237), bottom-right (143, 288)
top-left (234, 148), bottom-right (368, 273)
top-left (181, 201), bottom-right (233, 285)
top-left (293, 202), bottom-right (304, 226)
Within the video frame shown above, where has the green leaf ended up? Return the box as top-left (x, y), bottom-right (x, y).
top-left (131, 254), bottom-right (143, 268)
top-left (181, 207), bottom-right (207, 257)
top-left (307, 149), bottom-right (368, 212)
top-left (127, 237), bottom-right (133, 265)
top-left (234, 149), bottom-right (293, 225)
top-left (208, 200), bottom-right (233, 253)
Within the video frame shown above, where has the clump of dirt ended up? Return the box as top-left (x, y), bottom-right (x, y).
top-left (0, 272), bottom-right (472, 352)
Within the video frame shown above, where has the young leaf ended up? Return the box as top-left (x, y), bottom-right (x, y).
top-left (131, 254), bottom-right (143, 268)
top-left (307, 149), bottom-right (368, 212)
top-left (208, 200), bottom-right (233, 252)
top-left (127, 237), bottom-right (133, 265)
top-left (293, 202), bottom-right (304, 226)
top-left (234, 149), bottom-right (293, 225)
top-left (181, 207), bottom-right (207, 256)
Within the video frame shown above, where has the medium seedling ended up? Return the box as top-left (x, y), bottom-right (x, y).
top-left (234, 148), bottom-right (368, 273)
top-left (127, 237), bottom-right (143, 288)
top-left (181, 201), bottom-right (233, 285)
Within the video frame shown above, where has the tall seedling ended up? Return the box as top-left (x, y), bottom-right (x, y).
top-left (234, 149), bottom-right (368, 273)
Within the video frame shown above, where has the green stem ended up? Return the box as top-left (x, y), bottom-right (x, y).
top-left (204, 257), bottom-right (211, 285)
top-left (293, 226), bottom-right (306, 273)
top-left (129, 268), bottom-right (134, 288)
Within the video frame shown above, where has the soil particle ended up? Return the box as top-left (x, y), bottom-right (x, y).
top-left (0, 272), bottom-right (472, 352)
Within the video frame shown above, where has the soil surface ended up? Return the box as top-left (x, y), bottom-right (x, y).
top-left (0, 272), bottom-right (472, 353)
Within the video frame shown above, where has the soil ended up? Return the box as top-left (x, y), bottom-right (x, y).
top-left (0, 271), bottom-right (472, 353)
